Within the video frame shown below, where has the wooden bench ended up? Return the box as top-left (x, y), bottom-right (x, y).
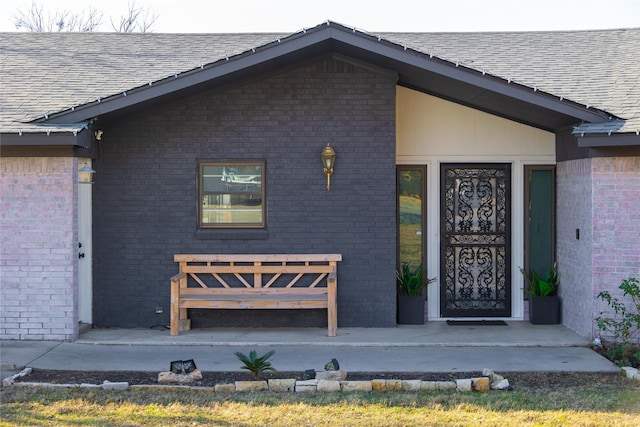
top-left (170, 254), bottom-right (342, 337)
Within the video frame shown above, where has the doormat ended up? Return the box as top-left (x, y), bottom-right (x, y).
top-left (446, 320), bottom-right (508, 326)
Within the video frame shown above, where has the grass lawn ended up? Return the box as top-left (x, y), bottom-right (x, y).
top-left (2, 381), bottom-right (639, 427)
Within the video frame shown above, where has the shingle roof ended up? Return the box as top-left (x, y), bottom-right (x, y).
top-left (1, 23), bottom-right (638, 138)
top-left (0, 32), bottom-right (283, 134)
top-left (381, 29), bottom-right (640, 134)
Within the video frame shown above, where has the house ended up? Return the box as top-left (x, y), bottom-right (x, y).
top-left (1, 22), bottom-right (639, 341)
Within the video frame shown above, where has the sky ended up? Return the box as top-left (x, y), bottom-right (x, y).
top-left (0, 0), bottom-right (638, 33)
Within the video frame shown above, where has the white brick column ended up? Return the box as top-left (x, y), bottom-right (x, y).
top-left (1, 157), bottom-right (79, 340)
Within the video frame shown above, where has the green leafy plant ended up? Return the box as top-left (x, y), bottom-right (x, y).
top-left (234, 350), bottom-right (276, 379)
top-left (595, 277), bottom-right (640, 349)
top-left (519, 262), bottom-right (558, 297)
top-left (601, 342), bottom-right (640, 367)
top-left (397, 262), bottom-right (436, 297)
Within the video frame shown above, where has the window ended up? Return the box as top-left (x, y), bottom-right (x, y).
top-left (198, 160), bottom-right (265, 228)
top-left (397, 166), bottom-right (427, 268)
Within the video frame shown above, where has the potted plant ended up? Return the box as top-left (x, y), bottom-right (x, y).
top-left (397, 262), bottom-right (436, 324)
top-left (520, 262), bottom-right (560, 324)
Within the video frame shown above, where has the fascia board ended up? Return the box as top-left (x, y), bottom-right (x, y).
top-left (327, 29), bottom-right (609, 124)
top-left (42, 24), bottom-right (608, 126)
top-left (0, 129), bottom-right (92, 147)
top-left (42, 29), bottom-right (334, 124)
top-left (577, 133), bottom-right (640, 147)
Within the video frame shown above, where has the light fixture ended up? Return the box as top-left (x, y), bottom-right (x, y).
top-left (170, 359), bottom-right (197, 374)
top-left (78, 162), bottom-right (96, 184)
top-left (321, 144), bottom-right (336, 190)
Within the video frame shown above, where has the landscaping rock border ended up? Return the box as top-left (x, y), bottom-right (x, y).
top-left (2, 368), bottom-right (520, 393)
top-left (4, 368), bottom-right (636, 393)
top-left (2, 367), bottom-right (32, 387)
top-left (621, 366), bottom-right (640, 380)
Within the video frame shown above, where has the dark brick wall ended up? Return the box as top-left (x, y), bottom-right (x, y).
top-left (93, 56), bottom-right (398, 329)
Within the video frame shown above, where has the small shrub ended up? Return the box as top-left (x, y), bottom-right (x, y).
top-left (595, 277), bottom-right (640, 367)
top-left (234, 350), bottom-right (276, 380)
top-left (601, 341), bottom-right (640, 367)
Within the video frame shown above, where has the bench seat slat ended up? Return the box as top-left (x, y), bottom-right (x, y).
top-left (181, 293), bottom-right (328, 301)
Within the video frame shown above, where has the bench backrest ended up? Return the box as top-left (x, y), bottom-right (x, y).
top-left (174, 254), bottom-right (341, 290)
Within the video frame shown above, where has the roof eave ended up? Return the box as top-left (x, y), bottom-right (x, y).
top-left (38, 26), bottom-right (337, 124)
top-left (577, 133), bottom-right (640, 148)
top-left (326, 26), bottom-right (609, 125)
top-left (38, 21), bottom-right (610, 130)
top-left (0, 129), bottom-right (93, 148)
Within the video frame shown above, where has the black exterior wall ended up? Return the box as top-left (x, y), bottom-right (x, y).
top-left (92, 56), bottom-right (398, 329)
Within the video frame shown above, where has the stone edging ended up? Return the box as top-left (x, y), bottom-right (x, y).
top-left (621, 367), bottom-right (640, 380)
top-left (4, 367), bottom-right (637, 393)
top-left (2, 367), bottom-right (502, 392)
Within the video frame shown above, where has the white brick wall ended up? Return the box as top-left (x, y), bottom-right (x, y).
top-left (0, 157), bottom-right (78, 340)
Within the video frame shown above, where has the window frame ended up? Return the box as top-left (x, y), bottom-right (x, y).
top-left (396, 165), bottom-right (428, 271)
top-left (197, 159), bottom-right (266, 229)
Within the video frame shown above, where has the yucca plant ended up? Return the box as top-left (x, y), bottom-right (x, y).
top-left (234, 349), bottom-right (276, 380)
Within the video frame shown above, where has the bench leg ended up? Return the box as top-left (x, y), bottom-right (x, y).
top-left (170, 279), bottom-right (179, 336)
top-left (327, 278), bottom-right (337, 337)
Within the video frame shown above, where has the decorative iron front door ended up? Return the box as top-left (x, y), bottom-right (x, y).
top-left (440, 164), bottom-right (511, 317)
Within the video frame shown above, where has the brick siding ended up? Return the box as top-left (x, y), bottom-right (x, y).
top-left (0, 157), bottom-right (78, 340)
top-left (557, 157), bottom-right (640, 340)
top-left (591, 157), bottom-right (640, 340)
top-left (93, 56), bottom-right (398, 329)
top-left (556, 159), bottom-right (593, 337)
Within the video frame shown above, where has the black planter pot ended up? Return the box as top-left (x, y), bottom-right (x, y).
top-left (528, 295), bottom-right (560, 324)
top-left (397, 294), bottom-right (425, 324)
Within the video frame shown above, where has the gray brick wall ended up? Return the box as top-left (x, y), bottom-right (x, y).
top-left (93, 56), bottom-right (398, 329)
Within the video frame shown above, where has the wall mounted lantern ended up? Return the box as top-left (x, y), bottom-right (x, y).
top-left (78, 162), bottom-right (96, 184)
top-left (321, 144), bottom-right (336, 190)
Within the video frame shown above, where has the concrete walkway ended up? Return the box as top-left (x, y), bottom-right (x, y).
top-left (1, 322), bottom-right (619, 380)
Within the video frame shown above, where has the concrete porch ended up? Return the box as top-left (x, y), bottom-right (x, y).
top-left (76, 321), bottom-right (590, 347)
top-left (2, 322), bottom-right (620, 378)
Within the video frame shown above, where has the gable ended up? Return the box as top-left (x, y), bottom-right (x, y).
top-left (1, 22), bottom-right (638, 149)
top-left (397, 87), bottom-right (554, 157)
